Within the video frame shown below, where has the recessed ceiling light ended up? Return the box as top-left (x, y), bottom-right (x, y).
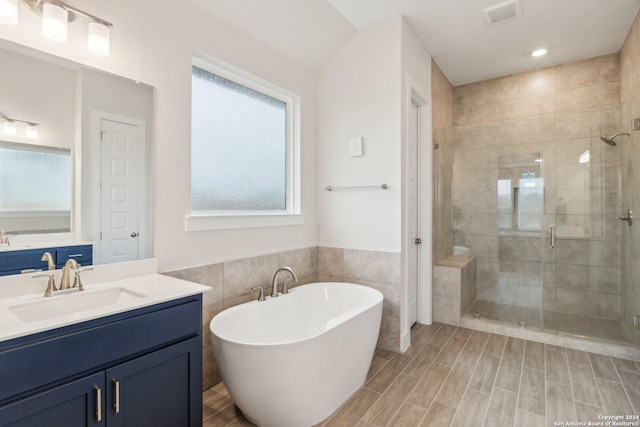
top-left (531, 48), bottom-right (547, 57)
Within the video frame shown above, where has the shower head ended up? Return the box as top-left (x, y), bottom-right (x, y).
top-left (600, 132), bottom-right (630, 146)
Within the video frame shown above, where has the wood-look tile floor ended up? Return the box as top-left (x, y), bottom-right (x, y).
top-left (202, 322), bottom-right (640, 427)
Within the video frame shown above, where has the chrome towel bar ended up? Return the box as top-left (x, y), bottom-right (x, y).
top-left (324, 184), bottom-right (388, 192)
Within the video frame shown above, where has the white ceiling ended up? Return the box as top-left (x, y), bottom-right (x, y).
top-left (188, 0), bottom-right (640, 86)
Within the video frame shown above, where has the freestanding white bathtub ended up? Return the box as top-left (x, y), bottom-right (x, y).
top-left (210, 282), bottom-right (383, 427)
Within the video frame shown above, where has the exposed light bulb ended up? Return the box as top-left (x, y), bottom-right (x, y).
top-left (4, 120), bottom-right (16, 136)
top-left (0, 0), bottom-right (18, 25)
top-left (531, 48), bottom-right (547, 57)
top-left (42, 2), bottom-right (68, 42)
top-left (88, 21), bottom-right (110, 56)
top-left (26, 123), bottom-right (38, 139)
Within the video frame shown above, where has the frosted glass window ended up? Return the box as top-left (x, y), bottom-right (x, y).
top-left (0, 144), bottom-right (71, 210)
top-left (191, 66), bottom-right (288, 212)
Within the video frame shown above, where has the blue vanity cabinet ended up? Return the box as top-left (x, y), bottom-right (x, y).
top-left (0, 244), bottom-right (93, 276)
top-left (0, 295), bottom-right (203, 427)
top-left (0, 248), bottom-right (52, 276)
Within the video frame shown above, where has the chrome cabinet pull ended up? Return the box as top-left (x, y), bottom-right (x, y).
top-left (95, 386), bottom-right (102, 422)
top-left (68, 253), bottom-right (83, 258)
top-left (550, 225), bottom-right (556, 249)
top-left (113, 379), bottom-right (120, 413)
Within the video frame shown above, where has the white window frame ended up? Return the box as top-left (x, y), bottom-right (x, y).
top-left (186, 52), bottom-right (302, 231)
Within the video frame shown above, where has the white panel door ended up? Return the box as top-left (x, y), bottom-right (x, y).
top-left (408, 101), bottom-right (420, 326)
top-left (100, 119), bottom-right (139, 264)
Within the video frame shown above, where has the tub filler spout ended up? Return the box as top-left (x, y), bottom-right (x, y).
top-left (271, 266), bottom-right (298, 297)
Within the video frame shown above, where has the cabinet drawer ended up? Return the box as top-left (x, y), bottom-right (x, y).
top-left (0, 249), bottom-right (50, 274)
top-left (56, 245), bottom-right (93, 267)
top-left (0, 297), bottom-right (201, 405)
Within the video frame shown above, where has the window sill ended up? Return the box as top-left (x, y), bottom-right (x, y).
top-left (185, 213), bottom-right (304, 231)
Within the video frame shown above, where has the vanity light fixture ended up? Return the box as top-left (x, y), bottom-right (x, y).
top-left (26, 123), bottom-right (38, 139)
top-left (0, 114), bottom-right (39, 139)
top-left (41, 1), bottom-right (67, 41)
top-left (3, 120), bottom-right (16, 136)
top-left (0, 0), bottom-right (18, 25)
top-left (3, 0), bottom-right (113, 56)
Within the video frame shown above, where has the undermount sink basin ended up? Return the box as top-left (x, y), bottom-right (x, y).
top-left (9, 287), bottom-right (146, 323)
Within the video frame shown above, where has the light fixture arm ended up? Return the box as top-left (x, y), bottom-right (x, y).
top-left (0, 115), bottom-right (38, 127)
top-left (21, 0), bottom-right (112, 27)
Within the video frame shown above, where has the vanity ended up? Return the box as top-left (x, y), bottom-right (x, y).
top-left (0, 266), bottom-right (208, 427)
top-left (0, 20), bottom-right (185, 427)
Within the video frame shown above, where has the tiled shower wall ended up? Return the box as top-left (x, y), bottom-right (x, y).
top-left (431, 60), bottom-right (455, 263)
top-left (452, 53), bottom-right (622, 320)
top-left (163, 246), bottom-right (400, 390)
top-left (620, 11), bottom-right (640, 344)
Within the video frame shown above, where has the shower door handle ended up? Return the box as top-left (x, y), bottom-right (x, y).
top-left (616, 210), bottom-right (633, 226)
top-left (550, 225), bottom-right (556, 249)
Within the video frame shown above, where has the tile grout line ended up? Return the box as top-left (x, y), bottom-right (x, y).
top-left (562, 345), bottom-right (578, 421)
top-left (587, 352), bottom-right (609, 414)
top-left (351, 323), bottom-right (441, 426)
top-left (611, 355), bottom-right (636, 412)
top-left (426, 326), bottom-right (472, 427)
top-left (446, 330), bottom-right (495, 427)
top-left (380, 323), bottom-right (455, 426)
top-left (482, 336), bottom-right (511, 427)
top-left (322, 352), bottom-right (394, 427)
top-left (511, 341), bottom-right (528, 427)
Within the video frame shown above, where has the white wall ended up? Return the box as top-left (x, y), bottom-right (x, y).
top-left (0, 47), bottom-right (75, 149)
top-left (0, 0), bottom-right (318, 271)
top-left (317, 16), bottom-right (403, 252)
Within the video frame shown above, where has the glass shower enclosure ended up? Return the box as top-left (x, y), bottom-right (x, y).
top-left (459, 107), bottom-right (636, 346)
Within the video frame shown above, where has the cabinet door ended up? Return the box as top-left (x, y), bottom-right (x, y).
top-left (106, 338), bottom-right (202, 427)
top-left (0, 372), bottom-right (105, 427)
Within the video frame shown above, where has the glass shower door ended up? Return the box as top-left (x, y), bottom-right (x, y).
top-left (541, 110), bottom-right (630, 344)
top-left (494, 133), bottom-right (544, 329)
top-left (463, 116), bottom-right (544, 329)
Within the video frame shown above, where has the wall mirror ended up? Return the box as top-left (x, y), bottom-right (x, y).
top-left (0, 39), bottom-right (154, 265)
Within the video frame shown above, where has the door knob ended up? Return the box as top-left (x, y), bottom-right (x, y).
top-left (130, 232), bottom-right (139, 238)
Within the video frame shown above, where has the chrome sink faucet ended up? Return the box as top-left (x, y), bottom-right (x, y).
top-left (271, 267), bottom-right (298, 297)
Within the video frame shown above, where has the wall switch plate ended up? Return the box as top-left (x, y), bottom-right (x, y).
top-left (632, 118), bottom-right (640, 132)
top-left (349, 137), bottom-right (363, 157)
top-left (634, 315), bottom-right (640, 329)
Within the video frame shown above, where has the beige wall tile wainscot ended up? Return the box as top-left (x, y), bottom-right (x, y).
top-left (164, 245), bottom-right (402, 389)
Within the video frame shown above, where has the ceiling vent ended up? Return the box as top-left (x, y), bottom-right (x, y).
top-left (483, 0), bottom-right (522, 26)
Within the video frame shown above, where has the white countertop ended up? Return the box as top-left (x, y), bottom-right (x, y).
top-left (0, 240), bottom-right (93, 253)
top-left (0, 273), bottom-right (210, 343)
